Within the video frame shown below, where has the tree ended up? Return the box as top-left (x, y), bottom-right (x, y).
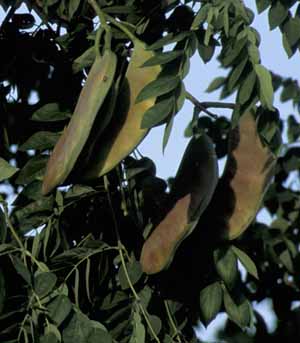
top-left (0, 0), bottom-right (300, 342)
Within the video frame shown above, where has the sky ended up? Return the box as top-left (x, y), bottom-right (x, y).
top-left (1, 1), bottom-right (300, 341)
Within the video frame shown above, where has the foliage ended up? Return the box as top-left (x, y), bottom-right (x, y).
top-left (0, 0), bottom-right (300, 342)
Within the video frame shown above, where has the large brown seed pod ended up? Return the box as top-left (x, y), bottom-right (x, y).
top-left (214, 110), bottom-right (277, 240)
top-left (140, 133), bottom-right (219, 274)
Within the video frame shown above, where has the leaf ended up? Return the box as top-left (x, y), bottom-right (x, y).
top-left (62, 310), bottom-right (112, 343)
top-left (268, 1), bottom-right (288, 30)
top-left (147, 32), bottom-right (191, 50)
top-left (198, 40), bottom-right (216, 63)
top-left (231, 246), bottom-right (259, 279)
top-left (19, 131), bottom-right (60, 152)
top-left (129, 310), bottom-right (145, 343)
top-left (0, 206), bottom-right (6, 243)
top-left (192, 3), bottom-right (211, 29)
top-left (15, 155), bottom-right (48, 185)
top-left (237, 70), bottom-right (257, 104)
top-left (11, 256), bottom-right (32, 285)
top-left (228, 57), bottom-right (248, 91)
top-left (136, 76), bottom-right (180, 103)
top-left (223, 289), bottom-right (251, 329)
top-left (214, 247), bottom-right (238, 289)
top-left (256, 0), bottom-right (270, 14)
top-left (65, 185), bottom-right (96, 198)
top-left (0, 158), bottom-right (18, 182)
top-left (73, 47), bottom-right (95, 74)
top-left (118, 260), bottom-right (143, 290)
top-left (283, 17), bottom-right (300, 47)
top-left (279, 249), bottom-right (294, 273)
top-left (68, 0), bottom-right (80, 20)
top-left (206, 77), bottom-right (226, 93)
top-left (34, 272), bottom-right (57, 298)
top-left (142, 50), bottom-right (183, 67)
top-left (162, 114), bottom-right (175, 153)
top-left (199, 282), bottom-right (223, 325)
top-left (0, 269), bottom-right (5, 313)
top-left (47, 295), bottom-right (72, 326)
top-left (254, 64), bottom-right (274, 110)
top-left (141, 97), bottom-right (174, 129)
top-left (31, 103), bottom-right (71, 122)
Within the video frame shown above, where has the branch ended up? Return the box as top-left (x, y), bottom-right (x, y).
top-left (185, 91), bottom-right (236, 119)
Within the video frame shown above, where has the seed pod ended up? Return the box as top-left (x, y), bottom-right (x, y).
top-left (219, 110), bottom-right (277, 239)
top-left (42, 49), bottom-right (117, 195)
top-left (140, 133), bottom-right (219, 274)
top-left (83, 40), bottom-right (162, 179)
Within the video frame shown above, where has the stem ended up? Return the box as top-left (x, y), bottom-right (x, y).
top-left (1, 201), bottom-right (25, 251)
top-left (164, 300), bottom-right (182, 342)
top-left (118, 243), bottom-right (160, 342)
top-left (185, 91), bottom-right (236, 119)
top-left (104, 13), bottom-right (137, 42)
top-left (88, 0), bottom-right (111, 52)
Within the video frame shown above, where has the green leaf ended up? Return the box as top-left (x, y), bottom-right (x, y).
top-left (0, 158), bottom-right (18, 182)
top-left (141, 97), bottom-right (174, 129)
top-left (254, 64), bottom-right (274, 110)
top-left (34, 272), bottom-right (57, 298)
top-left (31, 103), bottom-right (71, 122)
top-left (0, 206), bottom-right (6, 244)
top-left (136, 76), bottom-right (180, 103)
top-left (65, 185), bottom-right (96, 199)
top-left (162, 114), bottom-right (175, 153)
top-left (11, 256), bottom-right (32, 285)
top-left (47, 295), bottom-right (72, 326)
top-left (192, 3), bottom-right (211, 29)
top-left (279, 249), bottom-right (294, 273)
top-left (15, 155), bottom-right (48, 185)
top-left (283, 17), bottom-right (300, 47)
top-left (199, 282), bottom-right (223, 325)
top-left (68, 0), bottom-right (80, 20)
top-left (118, 260), bottom-right (143, 290)
top-left (19, 131), bottom-right (60, 151)
top-left (0, 269), bottom-right (5, 313)
top-left (237, 70), bottom-right (257, 104)
top-left (214, 247), bottom-right (238, 289)
top-left (142, 50), bottom-right (184, 67)
top-left (147, 32), bottom-right (191, 50)
top-left (223, 288), bottom-right (251, 329)
top-left (198, 40), bottom-right (216, 63)
top-left (268, 1), bottom-right (288, 30)
top-left (206, 77), bottom-right (226, 93)
top-left (232, 246), bottom-right (259, 279)
top-left (129, 309), bottom-right (145, 343)
top-left (62, 310), bottom-right (112, 343)
top-left (40, 332), bottom-right (59, 343)
top-left (256, 0), bottom-right (270, 13)
top-left (228, 57), bottom-right (248, 91)
top-left (73, 47), bottom-right (95, 74)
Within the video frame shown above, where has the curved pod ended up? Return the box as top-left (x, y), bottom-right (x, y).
top-left (42, 49), bottom-right (117, 195)
top-left (83, 40), bottom-right (162, 179)
top-left (140, 134), bottom-right (219, 274)
top-left (220, 110), bottom-right (277, 240)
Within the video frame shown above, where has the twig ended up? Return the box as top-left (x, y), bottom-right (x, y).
top-left (185, 91), bottom-right (236, 119)
top-left (164, 300), bottom-right (182, 343)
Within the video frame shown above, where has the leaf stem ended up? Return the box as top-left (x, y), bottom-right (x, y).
top-left (185, 91), bottom-right (236, 119)
top-left (164, 300), bottom-right (182, 342)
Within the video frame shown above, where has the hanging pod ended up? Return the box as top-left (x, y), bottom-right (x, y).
top-left (42, 48), bottom-right (117, 195)
top-left (140, 133), bottom-right (219, 274)
top-left (82, 39), bottom-right (162, 179)
top-left (215, 110), bottom-right (277, 240)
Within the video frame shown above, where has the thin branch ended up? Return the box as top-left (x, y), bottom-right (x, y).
top-left (185, 91), bottom-right (236, 119)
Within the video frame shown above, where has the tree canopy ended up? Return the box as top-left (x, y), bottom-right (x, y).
top-left (0, 0), bottom-right (300, 342)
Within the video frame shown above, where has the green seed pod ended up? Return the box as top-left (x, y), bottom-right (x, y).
top-left (42, 49), bottom-right (117, 195)
top-left (83, 40), bottom-right (162, 179)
